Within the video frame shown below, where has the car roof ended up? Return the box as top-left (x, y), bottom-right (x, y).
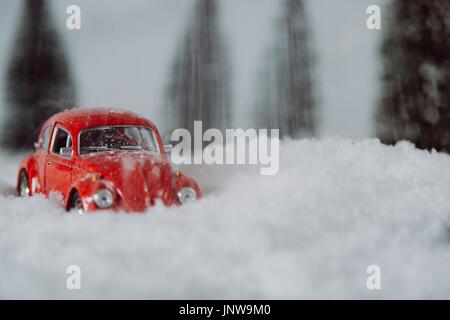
top-left (46, 108), bottom-right (157, 133)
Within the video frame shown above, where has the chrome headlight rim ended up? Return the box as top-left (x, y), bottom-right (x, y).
top-left (177, 187), bottom-right (197, 204)
top-left (93, 189), bottom-right (114, 209)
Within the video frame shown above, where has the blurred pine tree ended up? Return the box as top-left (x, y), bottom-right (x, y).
top-left (3, 0), bottom-right (76, 151)
top-left (256, 0), bottom-right (316, 138)
top-left (165, 0), bottom-right (231, 140)
top-left (377, 0), bottom-right (450, 152)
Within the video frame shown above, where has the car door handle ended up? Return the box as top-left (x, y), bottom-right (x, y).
top-left (47, 161), bottom-right (52, 165)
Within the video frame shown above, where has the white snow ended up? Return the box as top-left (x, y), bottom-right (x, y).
top-left (1, 138), bottom-right (450, 299)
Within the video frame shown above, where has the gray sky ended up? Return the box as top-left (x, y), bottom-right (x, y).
top-left (0, 0), bottom-right (387, 139)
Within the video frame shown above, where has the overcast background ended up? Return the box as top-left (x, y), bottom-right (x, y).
top-left (0, 0), bottom-right (386, 139)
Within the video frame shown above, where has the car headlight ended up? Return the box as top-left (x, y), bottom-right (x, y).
top-left (177, 187), bottom-right (197, 204)
top-left (93, 189), bottom-right (114, 209)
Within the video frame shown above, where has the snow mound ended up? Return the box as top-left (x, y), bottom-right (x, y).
top-left (0, 138), bottom-right (450, 299)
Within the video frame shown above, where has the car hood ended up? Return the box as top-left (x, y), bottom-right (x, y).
top-left (78, 151), bottom-right (175, 211)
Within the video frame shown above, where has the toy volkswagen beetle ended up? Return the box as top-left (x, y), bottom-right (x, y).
top-left (17, 108), bottom-right (201, 212)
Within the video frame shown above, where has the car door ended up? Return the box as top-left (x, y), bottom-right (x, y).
top-left (45, 125), bottom-right (73, 198)
top-left (34, 124), bottom-right (53, 193)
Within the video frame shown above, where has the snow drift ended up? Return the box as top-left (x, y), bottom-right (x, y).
top-left (0, 138), bottom-right (450, 299)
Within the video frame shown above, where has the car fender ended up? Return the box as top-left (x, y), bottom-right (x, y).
top-left (173, 172), bottom-right (202, 203)
top-left (68, 175), bottom-right (118, 211)
top-left (17, 155), bottom-right (39, 195)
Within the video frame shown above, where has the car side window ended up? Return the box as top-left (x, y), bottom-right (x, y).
top-left (41, 125), bottom-right (52, 151)
top-left (51, 127), bottom-right (72, 157)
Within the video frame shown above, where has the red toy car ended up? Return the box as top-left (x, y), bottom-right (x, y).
top-left (17, 108), bottom-right (201, 213)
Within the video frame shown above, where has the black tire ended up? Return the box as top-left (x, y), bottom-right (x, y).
top-left (18, 171), bottom-right (30, 197)
top-left (68, 190), bottom-right (84, 213)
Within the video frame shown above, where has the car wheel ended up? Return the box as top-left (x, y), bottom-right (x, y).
top-left (18, 171), bottom-right (30, 197)
top-left (68, 191), bottom-right (84, 214)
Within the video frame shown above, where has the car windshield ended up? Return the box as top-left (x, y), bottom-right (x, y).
top-left (79, 126), bottom-right (160, 155)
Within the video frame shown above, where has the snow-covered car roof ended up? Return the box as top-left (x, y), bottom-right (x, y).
top-left (44, 108), bottom-right (157, 133)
